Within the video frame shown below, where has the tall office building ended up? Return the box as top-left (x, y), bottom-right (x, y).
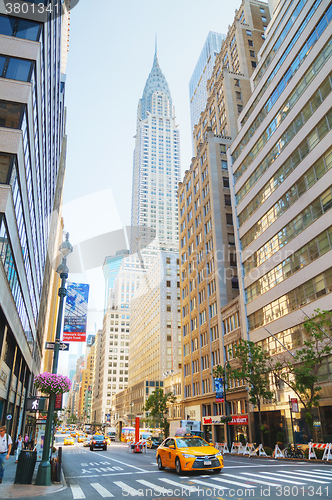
top-left (128, 252), bottom-right (181, 417)
top-left (178, 0), bottom-right (269, 444)
top-left (230, 0), bottom-right (332, 445)
top-left (189, 31), bottom-right (225, 150)
top-left (0, 6), bottom-right (69, 433)
top-left (131, 49), bottom-right (181, 252)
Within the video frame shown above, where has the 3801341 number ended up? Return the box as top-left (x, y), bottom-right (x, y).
top-left (5, 2), bottom-right (59, 15)
top-left (276, 486), bottom-right (328, 496)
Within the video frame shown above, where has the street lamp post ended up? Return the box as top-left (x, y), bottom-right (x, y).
top-left (223, 362), bottom-right (232, 450)
top-left (35, 233), bottom-right (73, 486)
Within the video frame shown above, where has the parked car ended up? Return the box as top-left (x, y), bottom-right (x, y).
top-left (90, 435), bottom-right (107, 451)
top-left (156, 436), bottom-right (223, 474)
top-left (147, 437), bottom-right (162, 449)
top-left (83, 438), bottom-right (91, 447)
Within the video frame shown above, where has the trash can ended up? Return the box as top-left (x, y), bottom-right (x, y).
top-left (14, 450), bottom-right (37, 484)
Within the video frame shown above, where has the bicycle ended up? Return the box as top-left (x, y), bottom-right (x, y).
top-left (284, 443), bottom-right (305, 459)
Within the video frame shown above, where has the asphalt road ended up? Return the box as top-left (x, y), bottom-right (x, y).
top-left (14, 433), bottom-right (332, 499)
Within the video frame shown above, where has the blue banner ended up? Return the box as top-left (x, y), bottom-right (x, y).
top-left (215, 378), bottom-right (224, 403)
top-left (63, 283), bottom-right (89, 341)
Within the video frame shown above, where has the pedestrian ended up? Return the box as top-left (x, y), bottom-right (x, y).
top-left (15, 434), bottom-right (23, 463)
top-left (0, 426), bottom-right (12, 484)
top-left (24, 434), bottom-right (29, 450)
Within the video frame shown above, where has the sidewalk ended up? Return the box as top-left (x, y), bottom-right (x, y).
top-left (0, 455), bottom-right (67, 499)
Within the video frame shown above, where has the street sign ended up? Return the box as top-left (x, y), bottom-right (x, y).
top-left (6, 414), bottom-right (12, 420)
top-left (45, 342), bottom-right (69, 351)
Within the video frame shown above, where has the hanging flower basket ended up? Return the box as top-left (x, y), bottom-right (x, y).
top-left (34, 373), bottom-right (72, 395)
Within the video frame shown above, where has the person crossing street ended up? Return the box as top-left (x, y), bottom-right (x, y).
top-left (0, 426), bottom-right (12, 484)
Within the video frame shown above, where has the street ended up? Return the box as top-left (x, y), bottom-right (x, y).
top-left (6, 433), bottom-right (332, 500)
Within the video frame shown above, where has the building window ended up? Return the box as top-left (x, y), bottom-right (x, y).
top-left (223, 177), bottom-right (230, 188)
top-left (224, 195), bottom-right (231, 206)
top-left (226, 213), bottom-right (233, 225)
top-left (228, 233), bottom-right (235, 245)
top-left (248, 40), bottom-right (254, 47)
top-left (235, 91), bottom-right (242, 100)
top-left (249, 50), bottom-right (255, 58)
top-left (237, 104), bottom-right (243, 113)
top-left (221, 160), bottom-right (228, 170)
top-left (251, 61), bottom-right (257, 68)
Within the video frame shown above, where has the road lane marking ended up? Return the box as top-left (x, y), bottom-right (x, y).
top-left (259, 472), bottom-right (307, 484)
top-left (222, 473), bottom-right (278, 487)
top-left (94, 454), bottom-right (147, 472)
top-left (240, 473), bottom-right (286, 487)
top-left (211, 476), bottom-right (256, 488)
top-left (70, 485), bottom-right (85, 499)
top-left (278, 471), bottom-right (330, 483)
top-left (136, 479), bottom-right (170, 494)
top-left (114, 481), bottom-right (144, 496)
top-left (91, 483), bottom-right (114, 497)
top-left (158, 477), bottom-right (197, 492)
top-left (191, 478), bottom-right (230, 489)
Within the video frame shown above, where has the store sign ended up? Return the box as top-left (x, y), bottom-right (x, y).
top-left (291, 398), bottom-right (299, 412)
top-left (228, 415), bottom-right (248, 425)
top-left (203, 416), bottom-right (223, 425)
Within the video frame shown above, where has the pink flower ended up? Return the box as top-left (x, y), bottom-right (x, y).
top-left (34, 373), bottom-right (72, 394)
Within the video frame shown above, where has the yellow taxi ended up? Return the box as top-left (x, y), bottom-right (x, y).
top-left (156, 436), bottom-right (223, 474)
top-left (64, 436), bottom-right (75, 445)
top-left (77, 435), bottom-right (84, 443)
top-left (61, 429), bottom-right (66, 434)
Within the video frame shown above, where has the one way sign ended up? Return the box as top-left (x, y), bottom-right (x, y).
top-left (45, 342), bottom-right (70, 351)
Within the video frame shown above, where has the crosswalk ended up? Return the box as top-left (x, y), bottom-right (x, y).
top-left (69, 468), bottom-right (332, 498)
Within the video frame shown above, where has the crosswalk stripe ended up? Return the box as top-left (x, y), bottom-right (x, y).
top-left (242, 472), bottom-right (304, 485)
top-left (136, 479), bottom-right (170, 494)
top-left (259, 472), bottom-right (307, 484)
top-left (292, 470), bottom-right (332, 480)
top-left (191, 478), bottom-right (229, 489)
top-left (158, 477), bottom-right (198, 492)
top-left (313, 469), bottom-right (332, 475)
top-left (113, 481), bottom-right (144, 496)
top-left (211, 476), bottom-right (256, 488)
top-left (70, 485), bottom-right (85, 499)
top-left (90, 483), bottom-right (114, 497)
top-left (279, 471), bottom-right (330, 483)
top-left (223, 473), bottom-right (279, 487)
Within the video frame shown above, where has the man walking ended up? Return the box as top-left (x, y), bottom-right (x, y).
top-left (0, 426), bottom-right (12, 484)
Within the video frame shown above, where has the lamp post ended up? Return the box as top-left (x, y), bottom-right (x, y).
top-left (35, 233), bottom-right (73, 486)
top-left (223, 361), bottom-right (232, 450)
top-left (129, 402), bottom-right (134, 427)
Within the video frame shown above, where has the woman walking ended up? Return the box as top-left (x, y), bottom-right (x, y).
top-left (15, 434), bottom-right (23, 463)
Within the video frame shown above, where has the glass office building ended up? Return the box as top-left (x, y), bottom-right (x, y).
top-left (189, 32), bottom-right (225, 151)
top-left (0, 7), bottom-right (69, 434)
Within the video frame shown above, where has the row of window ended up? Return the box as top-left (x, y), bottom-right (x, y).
top-left (234, 70), bottom-right (332, 183)
top-left (246, 224), bottom-right (332, 303)
top-left (241, 2), bottom-right (332, 129)
top-left (241, 124), bottom-right (332, 249)
top-left (234, 38), bottom-right (332, 163)
top-left (248, 267), bottom-right (332, 331)
top-left (238, 120), bottom-right (332, 225)
top-left (244, 186), bottom-right (332, 275)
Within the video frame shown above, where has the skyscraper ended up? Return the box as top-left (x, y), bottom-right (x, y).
top-left (230, 0), bottom-right (332, 444)
top-left (131, 49), bottom-right (181, 253)
top-left (189, 31), bottom-right (225, 150)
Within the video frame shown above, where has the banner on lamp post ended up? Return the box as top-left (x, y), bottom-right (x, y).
top-left (215, 378), bottom-right (224, 403)
top-left (63, 283), bottom-right (89, 342)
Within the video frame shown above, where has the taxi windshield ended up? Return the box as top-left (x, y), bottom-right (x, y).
top-left (175, 437), bottom-right (209, 448)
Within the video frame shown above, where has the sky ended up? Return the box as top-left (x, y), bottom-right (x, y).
top-left (58, 0), bottom-right (241, 369)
